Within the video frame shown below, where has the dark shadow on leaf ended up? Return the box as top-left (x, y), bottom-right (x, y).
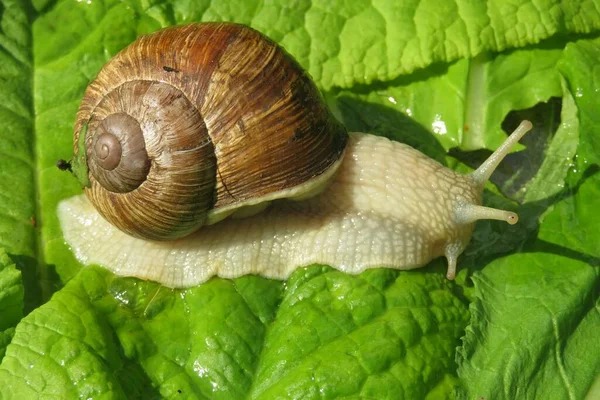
top-left (335, 32), bottom-right (600, 96)
top-left (449, 97), bottom-right (562, 200)
top-left (8, 255), bottom-right (63, 314)
top-left (334, 61), bottom-right (454, 95)
top-left (41, 263), bottom-right (62, 298)
top-left (25, 0), bottom-right (59, 21)
top-left (334, 96), bottom-right (448, 164)
top-left (7, 254), bottom-right (42, 315)
top-left (114, 351), bottom-right (163, 399)
top-left (523, 239), bottom-right (600, 267)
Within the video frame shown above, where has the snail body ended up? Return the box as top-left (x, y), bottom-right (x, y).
top-left (59, 23), bottom-right (530, 287)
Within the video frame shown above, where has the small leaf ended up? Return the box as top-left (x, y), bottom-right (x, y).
top-left (0, 249), bottom-right (24, 361)
top-left (71, 123), bottom-right (90, 188)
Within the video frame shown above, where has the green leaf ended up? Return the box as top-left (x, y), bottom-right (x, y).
top-left (457, 253), bottom-right (599, 399)
top-left (456, 36), bottom-right (600, 400)
top-left (334, 44), bottom-right (565, 154)
top-left (51, 0), bottom-right (600, 91)
top-left (0, 328), bottom-right (16, 363)
top-left (249, 268), bottom-right (468, 399)
top-left (0, 0), bottom-right (39, 311)
top-left (0, 267), bottom-right (132, 399)
top-left (0, 249), bottom-right (24, 361)
top-left (0, 250), bottom-right (23, 331)
top-left (0, 266), bottom-right (468, 399)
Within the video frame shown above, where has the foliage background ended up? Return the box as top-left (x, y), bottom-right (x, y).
top-left (0, 0), bottom-right (598, 398)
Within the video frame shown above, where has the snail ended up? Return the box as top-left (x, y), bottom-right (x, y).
top-left (58, 22), bottom-right (531, 288)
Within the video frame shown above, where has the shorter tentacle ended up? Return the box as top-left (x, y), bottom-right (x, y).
top-left (444, 249), bottom-right (458, 280)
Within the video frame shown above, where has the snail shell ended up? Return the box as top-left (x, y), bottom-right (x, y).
top-left (73, 23), bottom-right (347, 240)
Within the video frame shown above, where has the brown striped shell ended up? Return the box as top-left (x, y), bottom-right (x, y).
top-left (73, 22), bottom-right (348, 241)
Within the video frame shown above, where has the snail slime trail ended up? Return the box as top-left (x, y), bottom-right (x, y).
top-left (59, 23), bottom-right (531, 287)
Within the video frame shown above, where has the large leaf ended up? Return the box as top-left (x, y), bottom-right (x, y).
top-left (456, 37), bottom-right (600, 399)
top-left (0, 0), bottom-right (39, 311)
top-left (111, 0), bottom-right (600, 90)
top-left (0, 265), bottom-right (469, 398)
top-left (0, 0), bottom-right (599, 399)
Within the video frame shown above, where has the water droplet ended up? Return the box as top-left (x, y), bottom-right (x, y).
top-left (432, 114), bottom-right (447, 135)
top-left (193, 360), bottom-right (208, 378)
top-left (575, 87), bottom-right (584, 98)
top-left (111, 288), bottom-right (130, 306)
top-left (388, 96), bottom-right (397, 105)
top-left (405, 108), bottom-right (413, 116)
